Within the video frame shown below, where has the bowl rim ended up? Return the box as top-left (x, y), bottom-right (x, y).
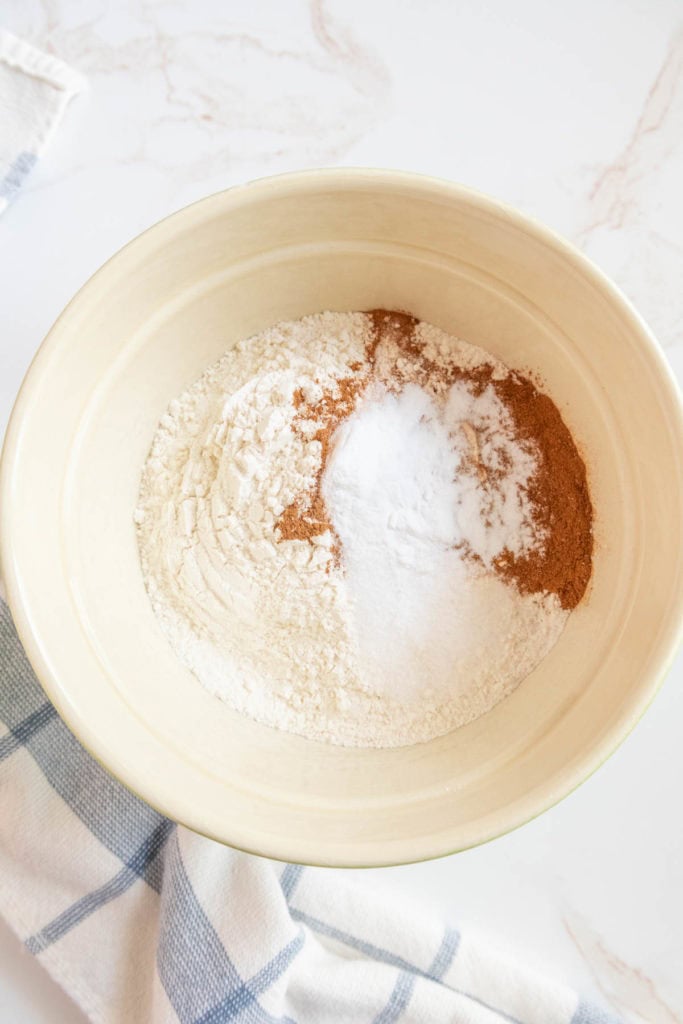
top-left (2, 166), bottom-right (682, 867)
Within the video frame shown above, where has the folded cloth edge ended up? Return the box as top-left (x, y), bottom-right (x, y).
top-left (0, 28), bottom-right (85, 96)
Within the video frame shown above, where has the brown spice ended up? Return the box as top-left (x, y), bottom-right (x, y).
top-left (276, 374), bottom-right (366, 553)
top-left (433, 358), bottom-right (593, 610)
top-left (491, 371), bottom-right (593, 610)
top-left (367, 308), bottom-right (419, 359)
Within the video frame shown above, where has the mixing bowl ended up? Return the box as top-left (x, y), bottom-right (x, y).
top-left (2, 169), bottom-right (682, 866)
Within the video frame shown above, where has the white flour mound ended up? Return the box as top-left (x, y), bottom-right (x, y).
top-left (136, 312), bottom-right (568, 747)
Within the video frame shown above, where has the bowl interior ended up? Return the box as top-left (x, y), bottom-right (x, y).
top-left (3, 172), bottom-right (682, 865)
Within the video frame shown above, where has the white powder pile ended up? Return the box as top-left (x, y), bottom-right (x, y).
top-left (322, 382), bottom-right (559, 705)
top-left (136, 311), bottom-right (569, 747)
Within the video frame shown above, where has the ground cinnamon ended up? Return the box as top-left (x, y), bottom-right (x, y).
top-left (367, 308), bottom-right (419, 358)
top-left (491, 371), bottom-right (593, 609)
top-left (276, 375), bottom-right (366, 553)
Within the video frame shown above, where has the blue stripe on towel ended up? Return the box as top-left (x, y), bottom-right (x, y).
top-left (280, 864), bottom-right (304, 901)
top-left (429, 926), bottom-right (460, 980)
top-left (372, 971), bottom-right (416, 1024)
top-left (0, 701), bottom-right (57, 762)
top-left (571, 999), bottom-right (623, 1024)
top-left (371, 924), bottom-right (460, 1023)
top-left (0, 603), bottom-right (167, 886)
top-left (158, 832), bottom-right (298, 1024)
top-left (26, 819), bottom-right (174, 954)
top-left (196, 933), bottom-right (303, 1024)
top-left (0, 151), bottom-right (37, 203)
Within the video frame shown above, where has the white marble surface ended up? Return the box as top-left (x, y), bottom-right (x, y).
top-left (1, 1), bottom-right (682, 1021)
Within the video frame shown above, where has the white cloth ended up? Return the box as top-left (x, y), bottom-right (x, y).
top-left (0, 600), bottom-right (620, 1024)
top-left (0, 28), bottom-right (83, 214)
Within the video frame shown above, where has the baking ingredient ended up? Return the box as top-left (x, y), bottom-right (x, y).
top-left (136, 311), bottom-right (592, 747)
top-left (488, 370), bottom-right (593, 608)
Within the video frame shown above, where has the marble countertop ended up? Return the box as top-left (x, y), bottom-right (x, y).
top-left (1, 1), bottom-right (682, 1021)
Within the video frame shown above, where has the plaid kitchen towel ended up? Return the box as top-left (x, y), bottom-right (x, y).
top-left (0, 599), bottom-right (621, 1024)
top-left (0, 29), bottom-right (83, 215)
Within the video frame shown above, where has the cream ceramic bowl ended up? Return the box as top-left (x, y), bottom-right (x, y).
top-left (2, 170), bottom-right (682, 866)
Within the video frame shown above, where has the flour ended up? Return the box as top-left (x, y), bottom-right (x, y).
top-left (136, 311), bottom-right (570, 747)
